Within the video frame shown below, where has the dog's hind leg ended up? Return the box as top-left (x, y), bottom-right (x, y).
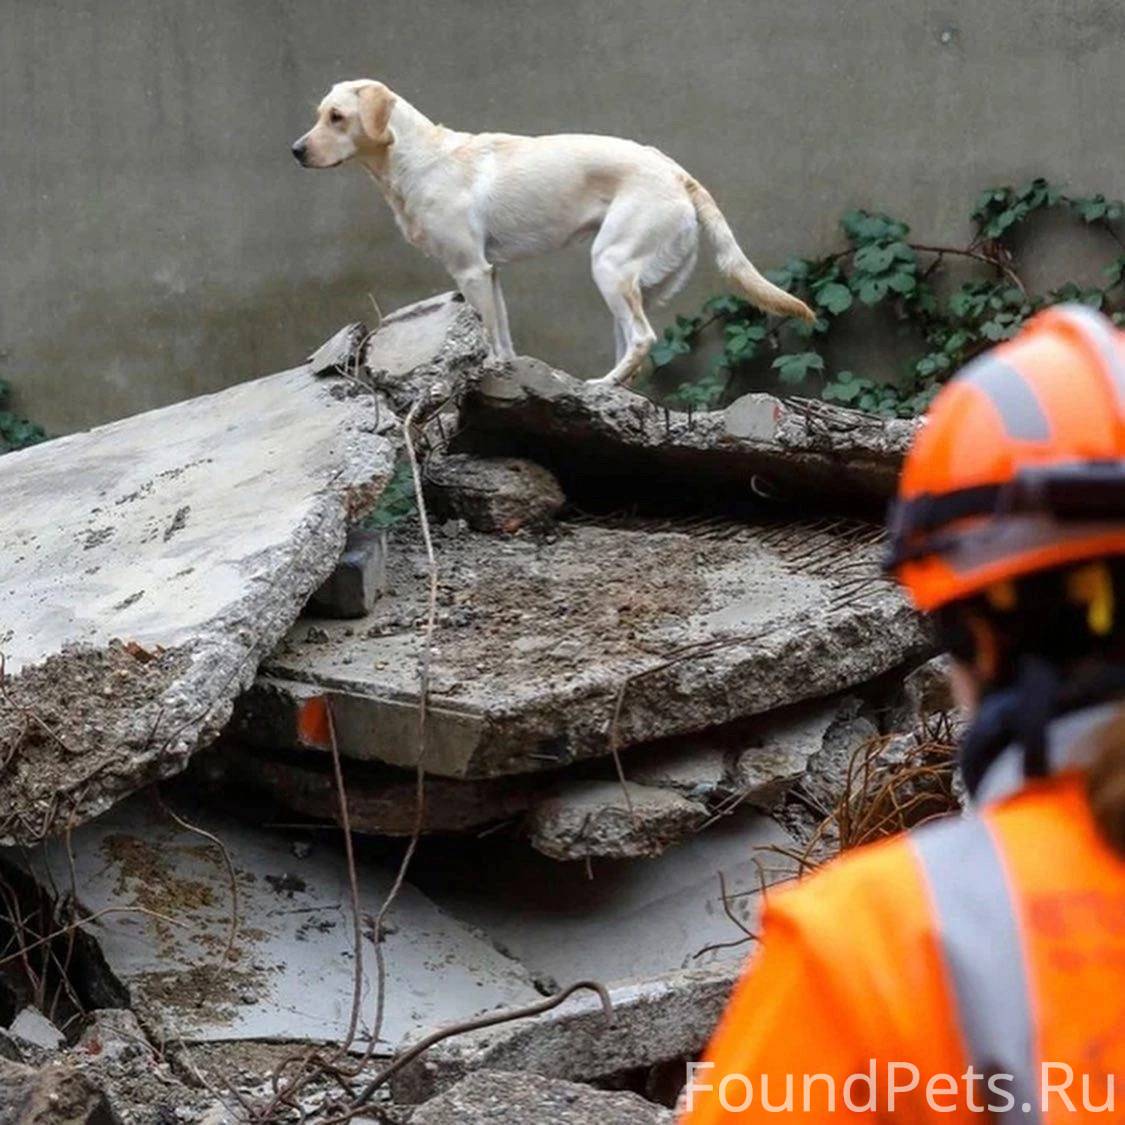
top-left (587, 259), bottom-right (656, 387)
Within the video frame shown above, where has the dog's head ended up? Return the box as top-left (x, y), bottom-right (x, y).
top-left (291, 80), bottom-right (397, 169)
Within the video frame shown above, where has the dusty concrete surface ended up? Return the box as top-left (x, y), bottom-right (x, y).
top-left (19, 795), bottom-right (538, 1053)
top-left (457, 358), bottom-right (917, 508)
top-left (0, 1056), bottom-right (121, 1124)
top-left (411, 1070), bottom-right (674, 1124)
top-left (0, 366), bottom-right (396, 843)
top-left (237, 516), bottom-right (929, 777)
top-left (393, 963), bottom-right (738, 1104)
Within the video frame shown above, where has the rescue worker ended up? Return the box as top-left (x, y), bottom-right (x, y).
top-left (681, 305), bottom-right (1125, 1123)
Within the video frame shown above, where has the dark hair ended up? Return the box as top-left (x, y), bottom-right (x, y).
top-left (936, 557), bottom-right (1125, 855)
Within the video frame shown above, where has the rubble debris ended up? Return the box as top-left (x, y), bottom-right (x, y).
top-left (410, 1070), bottom-right (674, 1124)
top-left (237, 517), bottom-right (930, 778)
top-left (308, 528), bottom-right (389, 618)
top-left (16, 795), bottom-right (539, 1052)
top-left (0, 362), bottom-right (397, 844)
top-left (425, 453), bottom-right (566, 534)
top-left (897, 654), bottom-right (957, 727)
top-left (393, 963), bottom-right (738, 1105)
top-left (798, 698), bottom-right (881, 816)
top-left (628, 742), bottom-right (730, 802)
top-left (411, 809), bottom-right (795, 984)
top-left (0, 1056), bottom-right (121, 1124)
top-left (363, 292), bottom-right (489, 416)
top-left (526, 781), bottom-right (706, 860)
top-left (212, 743), bottom-right (550, 835)
top-left (307, 322), bottom-right (369, 378)
top-left (457, 357), bottom-right (919, 509)
top-left (10, 1006), bottom-right (65, 1051)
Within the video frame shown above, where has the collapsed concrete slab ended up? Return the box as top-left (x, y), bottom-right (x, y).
top-left (425, 454), bottom-right (566, 534)
top-left (0, 365), bottom-right (396, 844)
top-left (456, 357), bottom-right (919, 510)
top-left (235, 516), bottom-right (930, 778)
top-left (392, 963), bottom-right (738, 1105)
top-left (411, 807), bottom-right (794, 985)
top-left (15, 794), bottom-right (539, 1053)
top-left (411, 1070), bottom-right (674, 1124)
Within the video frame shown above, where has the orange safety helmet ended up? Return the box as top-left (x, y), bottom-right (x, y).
top-left (887, 304), bottom-right (1125, 612)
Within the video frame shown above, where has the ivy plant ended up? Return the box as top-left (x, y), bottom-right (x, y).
top-left (0, 379), bottom-right (47, 454)
top-left (650, 177), bottom-right (1125, 417)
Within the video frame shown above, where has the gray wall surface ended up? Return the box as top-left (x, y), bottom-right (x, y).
top-left (3, 0), bottom-right (1125, 434)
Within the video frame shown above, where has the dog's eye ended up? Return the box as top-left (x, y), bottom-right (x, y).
top-left (329, 110), bottom-right (344, 125)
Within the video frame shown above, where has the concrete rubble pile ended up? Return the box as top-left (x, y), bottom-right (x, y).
top-left (0, 293), bottom-right (955, 1122)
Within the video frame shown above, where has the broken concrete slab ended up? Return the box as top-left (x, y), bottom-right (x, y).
top-left (457, 357), bottom-right (919, 509)
top-left (16, 795), bottom-right (539, 1054)
top-left (363, 292), bottom-right (489, 416)
top-left (411, 1070), bottom-right (674, 1124)
top-left (0, 363), bottom-right (396, 844)
top-left (392, 963), bottom-right (738, 1105)
top-left (627, 742), bottom-right (731, 803)
top-left (526, 781), bottom-right (707, 861)
top-left (308, 322), bottom-right (369, 378)
top-left (236, 516), bottom-right (930, 778)
top-left (308, 528), bottom-right (389, 618)
top-left (10, 1007), bottom-right (65, 1052)
top-left (411, 807), bottom-right (794, 985)
top-left (425, 453), bottom-right (566, 534)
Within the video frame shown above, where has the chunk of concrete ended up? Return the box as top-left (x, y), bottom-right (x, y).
top-left (392, 963), bottom-right (738, 1105)
top-left (527, 781), bottom-right (706, 860)
top-left (363, 292), bottom-right (488, 416)
top-left (0, 364), bottom-right (396, 844)
top-left (411, 1071), bottom-right (674, 1124)
top-left (236, 518), bottom-right (930, 778)
top-left (425, 454), bottom-right (565, 534)
top-left (308, 322), bottom-right (369, 377)
top-left (628, 742), bottom-right (732, 802)
top-left (10, 1007), bottom-right (65, 1051)
top-left (458, 358), bottom-right (919, 509)
top-left (15, 795), bottom-right (539, 1053)
top-left (308, 528), bottom-right (388, 618)
top-left (0, 1057), bottom-right (121, 1123)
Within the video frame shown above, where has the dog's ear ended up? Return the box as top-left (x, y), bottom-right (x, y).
top-left (358, 82), bottom-right (396, 146)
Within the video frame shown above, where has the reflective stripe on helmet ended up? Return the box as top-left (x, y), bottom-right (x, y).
top-left (911, 816), bottom-right (1041, 1123)
top-left (960, 355), bottom-right (1051, 442)
top-left (1044, 304), bottom-right (1125, 414)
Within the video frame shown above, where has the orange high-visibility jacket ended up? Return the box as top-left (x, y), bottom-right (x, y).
top-left (681, 712), bottom-right (1125, 1124)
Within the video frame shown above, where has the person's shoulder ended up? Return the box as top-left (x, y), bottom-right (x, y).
top-left (765, 822), bottom-right (947, 940)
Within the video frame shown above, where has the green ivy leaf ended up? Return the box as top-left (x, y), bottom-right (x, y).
top-left (814, 282), bottom-right (853, 315)
top-left (771, 351), bottom-right (825, 384)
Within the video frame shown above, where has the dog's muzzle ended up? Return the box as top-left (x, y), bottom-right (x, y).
top-left (291, 140), bottom-right (309, 165)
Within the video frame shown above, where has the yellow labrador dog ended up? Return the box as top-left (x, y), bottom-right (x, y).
top-left (293, 80), bottom-right (814, 386)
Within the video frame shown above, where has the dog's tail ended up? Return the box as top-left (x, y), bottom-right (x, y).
top-left (685, 178), bottom-right (815, 323)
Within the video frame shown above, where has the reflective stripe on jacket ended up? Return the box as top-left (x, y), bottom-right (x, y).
top-left (680, 712), bottom-right (1125, 1123)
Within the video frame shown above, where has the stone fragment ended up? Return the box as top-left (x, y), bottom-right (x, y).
top-left (392, 964), bottom-right (738, 1105)
top-left (10, 1006), bottom-right (65, 1051)
top-left (307, 322), bottom-right (368, 377)
top-left (76, 1010), bottom-right (152, 1065)
top-left (526, 781), bottom-right (706, 860)
top-left (425, 454), bottom-right (565, 534)
top-left (629, 743), bottom-right (731, 803)
top-left (411, 1070), bottom-right (673, 1124)
top-left (0, 1057), bottom-right (120, 1124)
top-left (308, 528), bottom-right (388, 618)
top-left (0, 359), bottom-right (397, 844)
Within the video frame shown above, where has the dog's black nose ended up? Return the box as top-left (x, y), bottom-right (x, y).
top-left (291, 140), bottom-right (307, 164)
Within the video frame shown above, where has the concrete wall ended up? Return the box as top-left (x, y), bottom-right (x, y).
top-left (3, 0), bottom-right (1124, 434)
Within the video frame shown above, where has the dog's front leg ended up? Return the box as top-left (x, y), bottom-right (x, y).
top-left (452, 263), bottom-right (510, 361)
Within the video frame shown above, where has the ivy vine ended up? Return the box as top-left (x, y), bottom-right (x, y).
top-left (0, 379), bottom-right (46, 454)
top-left (648, 178), bottom-right (1125, 416)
